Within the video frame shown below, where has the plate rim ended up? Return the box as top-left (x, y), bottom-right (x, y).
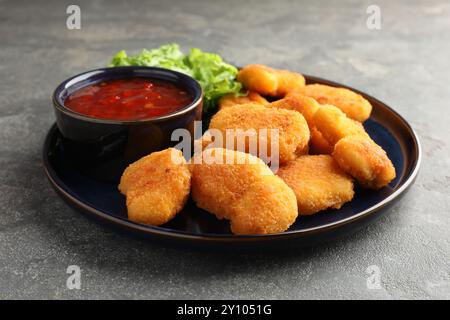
top-left (43, 74), bottom-right (422, 243)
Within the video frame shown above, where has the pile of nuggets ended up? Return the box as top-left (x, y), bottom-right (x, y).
top-left (119, 64), bottom-right (396, 235)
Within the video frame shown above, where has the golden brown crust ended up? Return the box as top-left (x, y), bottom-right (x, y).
top-left (218, 91), bottom-right (268, 110)
top-left (313, 104), bottom-right (370, 147)
top-left (191, 148), bottom-right (298, 234)
top-left (237, 64), bottom-right (305, 97)
top-left (277, 155), bottom-right (354, 215)
top-left (237, 64), bottom-right (278, 96)
top-left (269, 92), bottom-right (319, 124)
top-left (275, 69), bottom-right (306, 96)
top-left (268, 92), bottom-right (333, 154)
top-left (118, 148), bottom-right (191, 226)
top-left (332, 135), bottom-right (396, 189)
top-left (191, 148), bottom-right (272, 220)
top-left (230, 175), bottom-right (298, 234)
top-left (209, 103), bottom-right (310, 164)
top-left (304, 84), bottom-right (372, 122)
top-left (309, 126), bottom-right (334, 155)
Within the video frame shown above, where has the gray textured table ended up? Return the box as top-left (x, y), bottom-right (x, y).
top-left (1, 0), bottom-right (449, 299)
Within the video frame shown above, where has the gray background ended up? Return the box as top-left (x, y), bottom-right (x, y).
top-left (0, 0), bottom-right (449, 299)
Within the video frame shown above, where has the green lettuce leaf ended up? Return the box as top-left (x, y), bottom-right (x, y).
top-left (109, 44), bottom-right (242, 113)
top-left (109, 44), bottom-right (192, 75)
top-left (185, 48), bottom-right (242, 112)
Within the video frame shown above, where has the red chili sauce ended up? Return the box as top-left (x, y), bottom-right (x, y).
top-left (64, 78), bottom-right (193, 120)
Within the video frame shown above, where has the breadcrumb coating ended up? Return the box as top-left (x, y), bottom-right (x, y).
top-left (277, 155), bottom-right (354, 215)
top-left (332, 135), bottom-right (396, 189)
top-left (313, 104), bottom-right (369, 147)
top-left (191, 148), bottom-right (298, 234)
top-left (237, 64), bottom-right (305, 97)
top-left (218, 91), bottom-right (268, 110)
top-left (119, 148), bottom-right (191, 226)
top-left (209, 103), bottom-right (310, 164)
top-left (304, 84), bottom-right (372, 122)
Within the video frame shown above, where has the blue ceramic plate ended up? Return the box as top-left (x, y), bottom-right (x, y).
top-left (43, 75), bottom-right (421, 248)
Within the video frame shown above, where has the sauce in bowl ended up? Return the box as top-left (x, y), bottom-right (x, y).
top-left (64, 78), bottom-right (193, 120)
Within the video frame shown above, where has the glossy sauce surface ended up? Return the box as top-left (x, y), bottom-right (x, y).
top-left (64, 78), bottom-right (193, 120)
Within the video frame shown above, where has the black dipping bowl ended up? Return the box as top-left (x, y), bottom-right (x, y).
top-left (52, 66), bottom-right (203, 182)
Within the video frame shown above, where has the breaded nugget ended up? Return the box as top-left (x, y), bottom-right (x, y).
top-left (310, 126), bottom-right (334, 154)
top-left (191, 148), bottom-right (273, 219)
top-left (304, 84), bottom-right (372, 122)
top-left (276, 69), bottom-right (307, 96)
top-left (277, 155), bottom-right (354, 215)
top-left (269, 92), bottom-right (333, 154)
top-left (119, 148), bottom-right (191, 226)
top-left (209, 103), bottom-right (310, 164)
top-left (269, 92), bottom-right (319, 124)
top-left (218, 91), bottom-right (268, 110)
top-left (313, 104), bottom-right (369, 147)
top-left (332, 135), bottom-right (396, 189)
top-left (230, 175), bottom-right (298, 234)
top-left (237, 64), bottom-right (305, 97)
top-left (237, 65), bottom-right (278, 96)
top-left (191, 148), bottom-right (298, 234)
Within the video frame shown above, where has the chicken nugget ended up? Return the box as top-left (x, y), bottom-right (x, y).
top-left (277, 155), bottom-right (354, 215)
top-left (119, 148), bottom-right (191, 226)
top-left (269, 93), bottom-right (333, 154)
top-left (191, 148), bottom-right (298, 234)
top-left (276, 69), bottom-right (307, 96)
top-left (209, 104), bottom-right (310, 164)
top-left (332, 135), bottom-right (396, 189)
top-left (230, 175), bottom-right (298, 234)
top-left (191, 148), bottom-right (273, 220)
top-left (269, 92), bottom-right (319, 124)
top-left (313, 104), bottom-right (369, 147)
top-left (310, 126), bottom-right (334, 154)
top-left (218, 91), bottom-right (268, 110)
top-left (304, 84), bottom-right (372, 122)
top-left (237, 64), bottom-right (305, 97)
